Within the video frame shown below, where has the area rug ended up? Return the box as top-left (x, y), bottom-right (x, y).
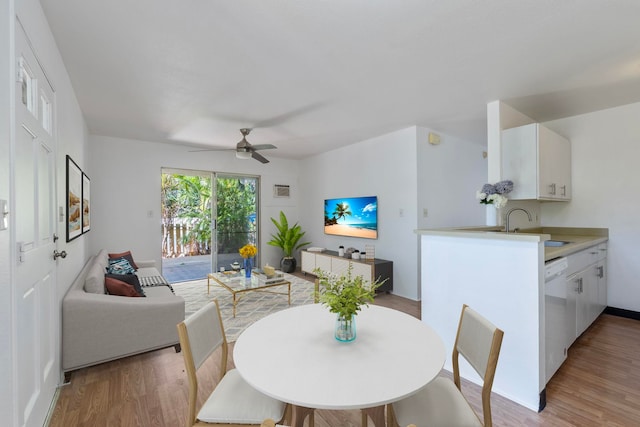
top-left (172, 273), bottom-right (316, 342)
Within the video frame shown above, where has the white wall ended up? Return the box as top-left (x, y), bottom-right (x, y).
top-left (88, 135), bottom-right (301, 269)
top-left (299, 126), bottom-right (485, 300)
top-left (543, 102), bottom-right (640, 311)
top-left (416, 127), bottom-right (486, 229)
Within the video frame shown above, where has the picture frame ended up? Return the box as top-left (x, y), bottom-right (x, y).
top-left (66, 155), bottom-right (83, 242)
top-left (82, 172), bottom-right (91, 234)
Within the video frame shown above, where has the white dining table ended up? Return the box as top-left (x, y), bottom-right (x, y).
top-left (233, 304), bottom-right (446, 427)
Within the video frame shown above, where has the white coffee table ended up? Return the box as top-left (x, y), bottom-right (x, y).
top-left (233, 304), bottom-right (445, 427)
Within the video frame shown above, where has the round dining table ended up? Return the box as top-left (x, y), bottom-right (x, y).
top-left (233, 304), bottom-right (446, 427)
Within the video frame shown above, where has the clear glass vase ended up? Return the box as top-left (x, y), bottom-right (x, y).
top-left (335, 314), bottom-right (356, 342)
top-left (243, 257), bottom-right (253, 278)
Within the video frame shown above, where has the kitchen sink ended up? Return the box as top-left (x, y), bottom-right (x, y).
top-left (544, 240), bottom-right (572, 247)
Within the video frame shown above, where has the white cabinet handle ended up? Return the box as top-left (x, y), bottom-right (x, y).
top-left (548, 183), bottom-right (557, 195)
top-left (560, 185), bottom-right (566, 196)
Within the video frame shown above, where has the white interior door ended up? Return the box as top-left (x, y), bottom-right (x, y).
top-left (15, 22), bottom-right (59, 427)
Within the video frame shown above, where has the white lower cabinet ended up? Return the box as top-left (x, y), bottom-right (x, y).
top-left (565, 243), bottom-right (607, 347)
top-left (300, 250), bottom-right (393, 292)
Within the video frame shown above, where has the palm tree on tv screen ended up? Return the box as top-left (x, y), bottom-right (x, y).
top-left (333, 202), bottom-right (352, 223)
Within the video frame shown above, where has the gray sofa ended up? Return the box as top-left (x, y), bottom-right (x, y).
top-left (62, 249), bottom-right (185, 374)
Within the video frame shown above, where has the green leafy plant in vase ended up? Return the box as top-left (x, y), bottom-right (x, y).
top-left (267, 211), bottom-right (311, 273)
top-left (314, 264), bottom-right (385, 342)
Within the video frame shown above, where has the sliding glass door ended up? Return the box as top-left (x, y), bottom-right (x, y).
top-left (160, 168), bottom-right (259, 282)
top-left (214, 174), bottom-right (259, 271)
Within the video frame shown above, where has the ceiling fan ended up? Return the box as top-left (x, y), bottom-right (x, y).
top-left (190, 128), bottom-right (277, 164)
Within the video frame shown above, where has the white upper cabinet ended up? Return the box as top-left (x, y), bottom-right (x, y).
top-left (501, 123), bottom-right (571, 201)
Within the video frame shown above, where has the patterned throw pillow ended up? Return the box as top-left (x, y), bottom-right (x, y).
top-left (108, 250), bottom-right (139, 270)
top-left (106, 257), bottom-right (136, 275)
top-left (105, 276), bottom-right (143, 297)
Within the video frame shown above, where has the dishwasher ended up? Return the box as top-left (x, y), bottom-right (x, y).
top-left (544, 257), bottom-right (568, 384)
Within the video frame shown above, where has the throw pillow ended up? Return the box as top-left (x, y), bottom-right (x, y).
top-left (108, 250), bottom-right (139, 270)
top-left (105, 276), bottom-right (143, 297)
top-left (106, 257), bottom-right (136, 275)
top-left (105, 273), bottom-right (146, 297)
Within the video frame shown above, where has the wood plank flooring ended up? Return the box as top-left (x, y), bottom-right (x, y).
top-left (49, 281), bottom-right (640, 426)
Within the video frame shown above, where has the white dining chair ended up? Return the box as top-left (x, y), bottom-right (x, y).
top-left (177, 300), bottom-right (290, 427)
top-left (387, 304), bottom-right (504, 427)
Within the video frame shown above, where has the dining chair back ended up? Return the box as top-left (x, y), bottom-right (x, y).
top-left (388, 304), bottom-right (504, 427)
top-left (453, 304), bottom-right (504, 425)
top-left (177, 300), bottom-right (289, 427)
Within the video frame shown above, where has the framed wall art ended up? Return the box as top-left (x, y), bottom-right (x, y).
top-left (82, 172), bottom-right (90, 233)
top-left (66, 155), bottom-right (82, 241)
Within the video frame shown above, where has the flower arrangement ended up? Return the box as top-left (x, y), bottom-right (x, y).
top-left (314, 265), bottom-right (385, 320)
top-left (239, 243), bottom-right (258, 259)
top-left (476, 180), bottom-right (514, 209)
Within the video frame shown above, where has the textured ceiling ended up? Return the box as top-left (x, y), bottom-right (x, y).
top-left (40, 0), bottom-right (640, 159)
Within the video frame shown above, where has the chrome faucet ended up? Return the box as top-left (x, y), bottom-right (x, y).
top-left (505, 208), bottom-right (532, 233)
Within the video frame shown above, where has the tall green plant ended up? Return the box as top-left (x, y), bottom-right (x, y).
top-left (267, 211), bottom-right (310, 257)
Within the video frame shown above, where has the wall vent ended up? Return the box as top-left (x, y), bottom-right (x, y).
top-left (273, 184), bottom-right (290, 198)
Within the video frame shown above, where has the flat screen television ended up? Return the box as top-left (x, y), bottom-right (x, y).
top-left (324, 196), bottom-right (378, 239)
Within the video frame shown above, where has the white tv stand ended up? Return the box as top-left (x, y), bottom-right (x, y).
top-left (300, 249), bottom-right (393, 293)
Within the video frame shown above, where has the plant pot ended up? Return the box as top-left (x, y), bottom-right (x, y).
top-left (280, 256), bottom-right (296, 273)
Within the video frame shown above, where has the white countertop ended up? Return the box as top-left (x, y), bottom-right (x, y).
top-left (415, 226), bottom-right (608, 261)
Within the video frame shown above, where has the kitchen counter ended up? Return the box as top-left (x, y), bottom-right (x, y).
top-left (415, 226), bottom-right (608, 261)
top-left (415, 225), bottom-right (608, 411)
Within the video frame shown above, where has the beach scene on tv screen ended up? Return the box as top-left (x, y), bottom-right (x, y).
top-left (324, 196), bottom-right (377, 239)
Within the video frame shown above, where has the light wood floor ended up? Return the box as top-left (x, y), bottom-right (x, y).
top-left (49, 282), bottom-right (640, 426)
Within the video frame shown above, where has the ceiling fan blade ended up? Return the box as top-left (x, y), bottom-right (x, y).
top-left (188, 147), bottom-right (234, 152)
top-left (249, 144), bottom-right (277, 151)
top-left (251, 151), bottom-right (270, 164)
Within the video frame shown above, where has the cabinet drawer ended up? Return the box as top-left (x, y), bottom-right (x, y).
top-left (566, 250), bottom-right (593, 276)
top-left (566, 243), bottom-right (607, 275)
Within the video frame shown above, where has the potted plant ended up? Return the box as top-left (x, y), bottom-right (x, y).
top-left (314, 265), bottom-right (385, 342)
top-left (267, 211), bottom-right (311, 273)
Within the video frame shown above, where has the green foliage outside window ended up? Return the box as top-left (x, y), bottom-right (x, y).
top-left (161, 173), bottom-right (256, 257)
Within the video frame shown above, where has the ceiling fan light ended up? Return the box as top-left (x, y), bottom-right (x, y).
top-left (236, 151), bottom-right (252, 160)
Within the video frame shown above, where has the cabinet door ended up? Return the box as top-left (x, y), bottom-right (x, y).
top-left (584, 266), bottom-right (599, 327)
top-left (301, 251), bottom-right (316, 274)
top-left (502, 123), bottom-right (571, 201)
top-left (554, 134), bottom-right (571, 200)
top-left (315, 254), bottom-right (332, 274)
top-left (566, 274), bottom-right (579, 347)
top-left (331, 257), bottom-right (350, 277)
top-left (538, 125), bottom-right (557, 199)
top-left (350, 261), bottom-right (373, 283)
top-left (538, 126), bottom-right (571, 200)
top-left (572, 268), bottom-right (596, 337)
top-left (501, 124), bottom-right (538, 200)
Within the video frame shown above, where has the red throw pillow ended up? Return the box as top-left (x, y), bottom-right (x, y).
top-left (108, 250), bottom-right (139, 270)
top-left (105, 276), bottom-right (143, 297)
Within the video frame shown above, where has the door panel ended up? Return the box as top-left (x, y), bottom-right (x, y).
top-left (15, 23), bottom-right (58, 427)
top-left (214, 175), bottom-right (259, 271)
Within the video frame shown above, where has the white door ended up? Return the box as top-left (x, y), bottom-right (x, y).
top-left (15, 22), bottom-right (59, 427)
